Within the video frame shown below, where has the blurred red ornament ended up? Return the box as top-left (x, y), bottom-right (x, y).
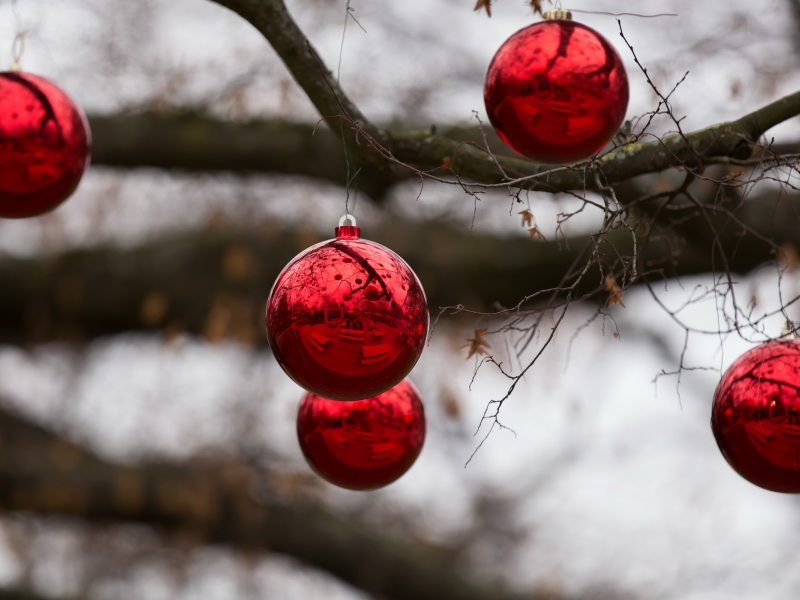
top-left (297, 378), bottom-right (426, 490)
top-left (0, 71), bottom-right (91, 218)
top-left (484, 11), bottom-right (629, 164)
top-left (266, 217), bottom-right (428, 401)
top-left (712, 339), bottom-right (800, 493)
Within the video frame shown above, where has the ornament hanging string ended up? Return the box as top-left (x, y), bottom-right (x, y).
top-left (336, 0), bottom-right (366, 220)
top-left (10, 0), bottom-right (26, 71)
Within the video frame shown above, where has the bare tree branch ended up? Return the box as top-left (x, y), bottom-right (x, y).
top-left (87, 112), bottom-right (410, 200)
top-left (208, 0), bottom-right (800, 192)
top-left (87, 113), bottom-right (520, 200)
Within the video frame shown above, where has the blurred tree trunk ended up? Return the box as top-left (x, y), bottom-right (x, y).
top-left (0, 193), bottom-right (798, 346)
top-left (0, 403), bottom-right (561, 600)
top-left (788, 0), bottom-right (800, 53)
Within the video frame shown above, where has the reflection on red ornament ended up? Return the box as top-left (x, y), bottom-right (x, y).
top-left (297, 378), bottom-right (426, 490)
top-left (0, 72), bottom-right (91, 218)
top-left (712, 340), bottom-right (800, 493)
top-left (266, 219), bottom-right (428, 401)
top-left (484, 14), bottom-right (629, 164)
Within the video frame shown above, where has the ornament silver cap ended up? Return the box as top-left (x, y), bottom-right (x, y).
top-left (781, 321), bottom-right (798, 340)
top-left (335, 213), bottom-right (360, 240)
top-left (544, 8), bottom-right (572, 20)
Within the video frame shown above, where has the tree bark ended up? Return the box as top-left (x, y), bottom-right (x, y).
top-left (87, 113), bottom-right (519, 201)
top-left (87, 113), bottom-right (412, 201)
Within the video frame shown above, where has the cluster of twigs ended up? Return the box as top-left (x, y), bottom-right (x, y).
top-left (212, 0), bottom-right (800, 457)
top-left (313, 24), bottom-right (800, 457)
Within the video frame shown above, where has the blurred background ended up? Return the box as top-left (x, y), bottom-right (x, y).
top-left (1, 1), bottom-right (800, 599)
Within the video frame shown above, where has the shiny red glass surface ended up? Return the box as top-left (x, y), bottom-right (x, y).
top-left (0, 72), bottom-right (91, 218)
top-left (266, 226), bottom-right (429, 401)
top-left (297, 378), bottom-right (426, 490)
top-left (484, 19), bottom-right (629, 164)
top-left (712, 340), bottom-right (800, 493)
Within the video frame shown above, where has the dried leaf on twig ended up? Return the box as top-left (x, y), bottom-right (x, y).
top-left (474, 0), bottom-right (492, 17)
top-left (461, 329), bottom-right (491, 359)
top-left (780, 242), bottom-right (799, 272)
top-left (528, 227), bottom-right (547, 240)
top-left (604, 274), bottom-right (626, 308)
top-left (519, 209), bottom-right (533, 227)
top-left (527, 0), bottom-right (545, 15)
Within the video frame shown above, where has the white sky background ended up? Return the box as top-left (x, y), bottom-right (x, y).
top-left (1, 0), bottom-right (800, 599)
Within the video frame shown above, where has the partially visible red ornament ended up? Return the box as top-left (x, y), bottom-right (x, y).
top-left (297, 378), bottom-right (426, 490)
top-left (266, 216), bottom-right (429, 401)
top-left (0, 71), bottom-right (91, 218)
top-left (484, 9), bottom-right (629, 164)
top-left (712, 339), bottom-right (800, 493)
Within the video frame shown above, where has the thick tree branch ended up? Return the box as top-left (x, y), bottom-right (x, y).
top-left (87, 113), bottom-right (517, 200)
top-left (88, 112), bottom-right (406, 195)
top-left (211, 0), bottom-right (391, 161)
top-left (0, 404), bottom-right (562, 600)
top-left (208, 0), bottom-right (800, 192)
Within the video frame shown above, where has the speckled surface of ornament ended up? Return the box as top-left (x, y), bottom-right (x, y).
top-left (484, 16), bottom-right (629, 164)
top-left (712, 340), bottom-right (800, 493)
top-left (266, 219), bottom-right (428, 401)
top-left (0, 71), bottom-right (91, 218)
top-left (297, 378), bottom-right (426, 490)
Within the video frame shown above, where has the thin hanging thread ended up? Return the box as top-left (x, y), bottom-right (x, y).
top-left (336, 0), bottom-right (365, 219)
top-left (10, 0), bottom-right (26, 71)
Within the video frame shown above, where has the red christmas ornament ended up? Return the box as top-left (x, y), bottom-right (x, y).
top-left (266, 216), bottom-right (429, 401)
top-left (0, 71), bottom-right (91, 218)
top-left (297, 378), bottom-right (426, 490)
top-left (712, 339), bottom-right (800, 493)
top-left (484, 9), bottom-right (629, 164)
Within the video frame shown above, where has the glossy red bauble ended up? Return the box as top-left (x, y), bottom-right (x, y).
top-left (712, 340), bottom-right (800, 493)
top-left (266, 224), bottom-right (428, 401)
top-left (297, 378), bottom-right (426, 490)
top-left (0, 72), bottom-right (91, 218)
top-left (484, 17), bottom-right (629, 164)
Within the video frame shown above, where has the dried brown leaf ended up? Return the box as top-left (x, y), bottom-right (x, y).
top-left (203, 293), bottom-right (257, 344)
top-left (528, 227), bottom-right (547, 241)
top-left (140, 291), bottom-right (169, 327)
top-left (780, 242), bottom-right (799, 272)
top-left (527, 0), bottom-right (545, 15)
top-left (440, 388), bottom-right (462, 420)
top-left (461, 328), bottom-right (491, 359)
top-left (604, 274), bottom-right (626, 308)
top-left (474, 0), bottom-right (492, 17)
top-left (519, 209), bottom-right (533, 227)
top-left (223, 243), bottom-right (256, 282)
